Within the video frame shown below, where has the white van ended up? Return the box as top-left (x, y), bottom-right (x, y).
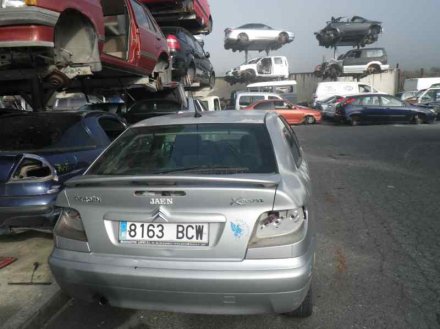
top-left (403, 77), bottom-right (440, 92)
top-left (247, 80), bottom-right (297, 103)
top-left (313, 81), bottom-right (379, 104)
top-left (198, 96), bottom-right (221, 111)
top-left (226, 56), bottom-right (289, 80)
top-left (230, 92), bottom-right (283, 110)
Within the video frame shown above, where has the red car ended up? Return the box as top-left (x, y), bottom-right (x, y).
top-left (141, 0), bottom-right (213, 34)
top-left (0, 0), bottom-right (169, 92)
top-left (244, 100), bottom-right (322, 125)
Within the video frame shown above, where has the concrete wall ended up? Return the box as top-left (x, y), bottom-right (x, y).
top-left (207, 69), bottom-right (398, 105)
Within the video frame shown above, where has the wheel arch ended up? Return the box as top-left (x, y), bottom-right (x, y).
top-left (54, 9), bottom-right (101, 71)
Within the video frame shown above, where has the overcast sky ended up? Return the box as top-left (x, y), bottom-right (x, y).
top-left (201, 0), bottom-right (440, 75)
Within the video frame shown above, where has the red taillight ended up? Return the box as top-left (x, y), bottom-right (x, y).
top-left (166, 35), bottom-right (181, 52)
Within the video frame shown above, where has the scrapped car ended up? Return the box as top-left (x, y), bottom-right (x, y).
top-left (334, 93), bottom-right (437, 125)
top-left (124, 84), bottom-right (205, 124)
top-left (0, 111), bottom-right (126, 234)
top-left (0, 0), bottom-right (170, 91)
top-left (314, 95), bottom-right (343, 119)
top-left (225, 56), bottom-right (289, 84)
top-left (244, 99), bottom-right (321, 124)
top-left (53, 93), bottom-right (103, 111)
top-left (247, 80), bottom-right (297, 103)
top-left (161, 26), bottom-right (215, 88)
top-left (315, 48), bottom-right (389, 79)
top-left (49, 111), bottom-right (315, 317)
top-left (141, 0), bottom-right (213, 34)
top-left (313, 81), bottom-right (380, 104)
top-left (224, 23), bottom-right (294, 52)
top-left (315, 16), bottom-right (382, 48)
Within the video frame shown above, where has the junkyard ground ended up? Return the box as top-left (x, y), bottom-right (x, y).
top-left (1, 122), bottom-right (439, 329)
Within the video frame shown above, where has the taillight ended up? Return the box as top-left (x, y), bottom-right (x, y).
top-left (335, 97), bottom-right (356, 115)
top-left (166, 35), bottom-right (181, 52)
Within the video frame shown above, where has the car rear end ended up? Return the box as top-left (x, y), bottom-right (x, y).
top-left (0, 1), bottom-right (60, 73)
top-left (161, 27), bottom-right (188, 78)
top-left (49, 112), bottom-right (315, 315)
top-left (0, 112), bottom-right (98, 234)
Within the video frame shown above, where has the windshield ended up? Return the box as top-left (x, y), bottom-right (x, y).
top-left (0, 114), bottom-right (95, 152)
top-left (88, 124), bottom-right (278, 175)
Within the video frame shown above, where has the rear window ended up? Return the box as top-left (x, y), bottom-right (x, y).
top-left (88, 124), bottom-right (278, 175)
top-left (0, 114), bottom-right (95, 152)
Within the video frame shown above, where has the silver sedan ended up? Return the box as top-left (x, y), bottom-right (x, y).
top-left (49, 111), bottom-right (315, 317)
top-left (224, 23), bottom-right (294, 52)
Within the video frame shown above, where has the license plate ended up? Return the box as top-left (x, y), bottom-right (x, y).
top-left (119, 221), bottom-right (209, 246)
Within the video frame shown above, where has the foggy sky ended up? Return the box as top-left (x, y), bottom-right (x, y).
top-left (201, 0), bottom-right (440, 75)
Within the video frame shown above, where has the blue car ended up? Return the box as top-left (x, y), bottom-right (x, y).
top-left (334, 93), bottom-right (437, 125)
top-left (0, 110), bottom-right (126, 234)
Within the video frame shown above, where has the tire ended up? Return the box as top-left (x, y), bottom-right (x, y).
top-left (237, 33), bottom-right (249, 45)
top-left (350, 115), bottom-right (360, 126)
top-left (244, 69), bottom-right (256, 81)
top-left (278, 32), bottom-right (289, 44)
top-left (209, 72), bottom-right (215, 89)
top-left (366, 64), bottom-right (380, 75)
top-left (412, 114), bottom-right (423, 124)
top-left (305, 116), bottom-right (316, 124)
top-left (283, 283), bottom-right (313, 318)
top-left (206, 17), bottom-right (213, 34)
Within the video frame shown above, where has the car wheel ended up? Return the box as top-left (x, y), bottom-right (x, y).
top-left (206, 17), bottom-right (213, 34)
top-left (350, 115), bottom-right (360, 126)
top-left (283, 283), bottom-right (313, 318)
top-left (244, 69), bottom-right (256, 81)
top-left (367, 64), bottom-right (380, 75)
top-left (238, 33), bottom-right (249, 44)
top-left (278, 32), bottom-right (289, 44)
top-left (209, 72), bottom-right (215, 89)
top-left (412, 114), bottom-right (423, 124)
top-left (304, 116), bottom-right (316, 124)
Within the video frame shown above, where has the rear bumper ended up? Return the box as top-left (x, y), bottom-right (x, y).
top-left (49, 239), bottom-right (314, 314)
top-left (0, 194), bottom-right (59, 234)
top-left (0, 7), bottom-right (59, 27)
top-left (0, 7), bottom-right (58, 48)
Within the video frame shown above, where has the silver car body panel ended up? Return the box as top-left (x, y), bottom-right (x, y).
top-left (50, 111), bottom-right (315, 314)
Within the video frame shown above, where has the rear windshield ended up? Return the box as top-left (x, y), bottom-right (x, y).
top-left (88, 124), bottom-right (278, 175)
top-left (0, 114), bottom-right (95, 152)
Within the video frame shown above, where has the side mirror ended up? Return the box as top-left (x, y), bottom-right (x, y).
top-left (205, 52), bottom-right (210, 58)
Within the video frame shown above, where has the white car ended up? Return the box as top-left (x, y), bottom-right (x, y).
top-left (225, 56), bottom-right (289, 83)
top-left (224, 23), bottom-right (294, 52)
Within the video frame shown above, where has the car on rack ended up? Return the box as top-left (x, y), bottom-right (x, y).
top-left (0, 110), bottom-right (126, 235)
top-left (141, 0), bottom-right (213, 34)
top-left (315, 16), bottom-right (382, 48)
top-left (334, 93), bottom-right (437, 125)
top-left (0, 0), bottom-right (170, 92)
top-left (224, 23), bottom-right (294, 52)
top-left (244, 99), bottom-right (321, 125)
top-left (225, 56), bottom-right (289, 84)
top-left (49, 110), bottom-right (315, 317)
top-left (315, 48), bottom-right (389, 79)
top-left (161, 26), bottom-right (215, 88)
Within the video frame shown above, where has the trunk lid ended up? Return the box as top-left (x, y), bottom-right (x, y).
top-left (65, 175), bottom-right (280, 261)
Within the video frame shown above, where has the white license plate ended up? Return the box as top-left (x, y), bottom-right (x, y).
top-left (119, 221), bottom-right (209, 246)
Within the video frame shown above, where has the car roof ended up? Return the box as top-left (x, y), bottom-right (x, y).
top-left (132, 111), bottom-right (274, 127)
top-left (235, 91), bottom-right (281, 96)
top-left (247, 80), bottom-right (296, 88)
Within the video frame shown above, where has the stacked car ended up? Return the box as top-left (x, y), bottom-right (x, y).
top-left (314, 16), bottom-right (388, 80)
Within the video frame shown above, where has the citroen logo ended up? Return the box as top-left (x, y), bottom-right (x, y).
top-left (151, 206), bottom-right (168, 223)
